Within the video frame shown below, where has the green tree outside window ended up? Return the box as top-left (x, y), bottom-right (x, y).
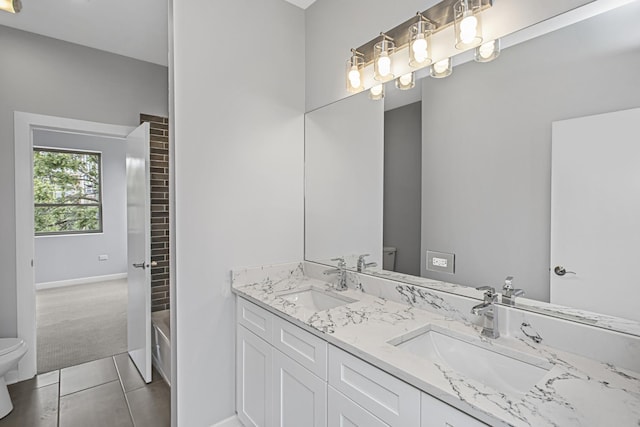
top-left (34, 148), bottom-right (103, 235)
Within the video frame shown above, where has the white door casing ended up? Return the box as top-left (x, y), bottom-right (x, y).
top-left (126, 122), bottom-right (152, 383)
top-left (550, 107), bottom-right (640, 321)
top-left (13, 112), bottom-right (134, 381)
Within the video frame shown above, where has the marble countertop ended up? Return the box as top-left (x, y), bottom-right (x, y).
top-left (231, 263), bottom-right (640, 427)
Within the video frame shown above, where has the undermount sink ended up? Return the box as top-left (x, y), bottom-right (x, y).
top-left (278, 288), bottom-right (356, 311)
top-left (389, 325), bottom-right (551, 398)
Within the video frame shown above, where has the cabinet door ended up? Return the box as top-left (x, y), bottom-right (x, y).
top-left (328, 386), bottom-right (390, 427)
top-left (273, 349), bottom-right (327, 427)
top-left (237, 326), bottom-right (272, 427)
top-left (328, 346), bottom-right (420, 427)
top-left (421, 393), bottom-right (487, 427)
top-left (272, 315), bottom-right (328, 380)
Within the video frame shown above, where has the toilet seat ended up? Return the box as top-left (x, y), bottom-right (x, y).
top-left (0, 339), bottom-right (23, 357)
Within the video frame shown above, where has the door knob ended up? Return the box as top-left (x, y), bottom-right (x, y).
top-left (554, 266), bottom-right (576, 276)
top-left (133, 262), bottom-right (147, 269)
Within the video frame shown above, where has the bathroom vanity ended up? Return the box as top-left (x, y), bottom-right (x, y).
top-left (232, 262), bottom-right (640, 427)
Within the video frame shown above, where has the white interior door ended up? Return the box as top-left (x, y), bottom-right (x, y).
top-left (126, 122), bottom-right (152, 382)
top-left (550, 108), bottom-right (640, 321)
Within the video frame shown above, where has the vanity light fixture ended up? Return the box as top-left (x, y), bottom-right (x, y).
top-left (374, 33), bottom-right (395, 82)
top-left (396, 73), bottom-right (415, 90)
top-left (369, 84), bottom-right (384, 100)
top-left (346, 49), bottom-right (365, 93)
top-left (430, 58), bottom-right (452, 78)
top-left (453, 0), bottom-right (483, 49)
top-left (409, 13), bottom-right (434, 67)
top-left (474, 39), bottom-right (500, 62)
top-left (0, 0), bottom-right (21, 13)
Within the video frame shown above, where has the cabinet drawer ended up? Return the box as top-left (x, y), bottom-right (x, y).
top-left (328, 346), bottom-right (420, 427)
top-left (328, 385), bottom-right (390, 427)
top-left (272, 315), bottom-right (328, 380)
top-left (421, 393), bottom-right (487, 427)
top-left (237, 297), bottom-right (273, 342)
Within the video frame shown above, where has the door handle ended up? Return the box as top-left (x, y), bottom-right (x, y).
top-left (554, 266), bottom-right (576, 276)
top-left (133, 261), bottom-right (158, 270)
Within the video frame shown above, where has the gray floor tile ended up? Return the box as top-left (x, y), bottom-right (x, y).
top-left (60, 357), bottom-right (118, 396)
top-left (8, 371), bottom-right (59, 397)
top-left (126, 380), bottom-right (170, 427)
top-left (59, 380), bottom-right (133, 427)
top-left (0, 383), bottom-right (58, 427)
top-left (113, 353), bottom-right (145, 392)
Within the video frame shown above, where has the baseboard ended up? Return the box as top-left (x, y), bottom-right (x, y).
top-left (36, 273), bottom-right (128, 290)
top-left (211, 415), bottom-right (244, 427)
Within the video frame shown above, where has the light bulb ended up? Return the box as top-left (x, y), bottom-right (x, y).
top-left (399, 74), bottom-right (413, 86)
top-left (433, 59), bottom-right (449, 74)
top-left (370, 84), bottom-right (383, 96)
top-left (478, 41), bottom-right (495, 59)
top-left (348, 67), bottom-right (361, 88)
top-left (460, 14), bottom-right (478, 44)
top-left (412, 35), bottom-right (428, 63)
top-left (377, 53), bottom-right (391, 77)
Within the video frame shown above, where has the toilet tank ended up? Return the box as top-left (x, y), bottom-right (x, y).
top-left (383, 247), bottom-right (397, 271)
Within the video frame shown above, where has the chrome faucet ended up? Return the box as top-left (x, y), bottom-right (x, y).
top-left (323, 257), bottom-right (348, 291)
top-left (356, 254), bottom-right (377, 272)
top-left (502, 276), bottom-right (525, 305)
top-left (471, 286), bottom-right (500, 339)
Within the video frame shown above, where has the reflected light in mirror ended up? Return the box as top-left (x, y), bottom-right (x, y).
top-left (0, 0), bottom-right (21, 13)
top-left (396, 73), bottom-right (416, 90)
top-left (430, 58), bottom-right (452, 78)
top-left (370, 84), bottom-right (384, 100)
top-left (475, 39), bottom-right (501, 62)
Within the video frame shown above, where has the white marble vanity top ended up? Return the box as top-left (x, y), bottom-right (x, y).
top-left (231, 262), bottom-right (640, 427)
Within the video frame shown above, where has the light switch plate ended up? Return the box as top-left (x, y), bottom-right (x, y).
top-left (99, 254), bottom-right (109, 261)
top-left (426, 250), bottom-right (455, 274)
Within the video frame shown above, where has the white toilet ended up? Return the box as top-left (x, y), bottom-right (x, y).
top-left (0, 338), bottom-right (27, 419)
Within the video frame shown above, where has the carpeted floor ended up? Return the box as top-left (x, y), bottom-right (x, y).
top-left (36, 279), bottom-right (128, 373)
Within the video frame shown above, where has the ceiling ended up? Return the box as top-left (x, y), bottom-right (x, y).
top-left (0, 0), bottom-right (169, 66)
top-left (0, 0), bottom-right (317, 67)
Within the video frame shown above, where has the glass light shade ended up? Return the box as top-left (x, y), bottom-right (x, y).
top-left (474, 39), bottom-right (500, 63)
top-left (374, 38), bottom-right (395, 82)
top-left (369, 84), bottom-right (384, 100)
top-left (430, 58), bottom-right (452, 78)
top-left (409, 20), bottom-right (433, 67)
top-left (396, 73), bottom-right (415, 90)
top-left (0, 0), bottom-right (21, 13)
top-left (454, 0), bottom-right (483, 50)
top-left (345, 54), bottom-right (364, 93)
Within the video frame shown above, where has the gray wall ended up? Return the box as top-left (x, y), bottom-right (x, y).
top-left (0, 25), bottom-right (168, 337)
top-left (33, 130), bottom-right (127, 284)
top-left (419, 5), bottom-right (640, 301)
top-left (171, 0), bottom-right (304, 424)
top-left (384, 102), bottom-right (421, 276)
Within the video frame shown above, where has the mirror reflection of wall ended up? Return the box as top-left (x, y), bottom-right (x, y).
top-left (305, 1), bottom-right (640, 327)
top-left (383, 101), bottom-right (422, 276)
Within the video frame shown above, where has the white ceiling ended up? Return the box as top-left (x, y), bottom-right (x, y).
top-left (0, 0), bottom-right (168, 66)
top-left (283, 0), bottom-right (317, 9)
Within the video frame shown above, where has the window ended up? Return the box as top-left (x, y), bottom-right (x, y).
top-left (33, 148), bottom-right (103, 235)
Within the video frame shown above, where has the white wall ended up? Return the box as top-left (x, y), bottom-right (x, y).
top-left (0, 25), bottom-right (167, 338)
top-left (33, 130), bottom-right (127, 284)
top-left (305, 92), bottom-right (384, 267)
top-left (171, 0), bottom-right (304, 424)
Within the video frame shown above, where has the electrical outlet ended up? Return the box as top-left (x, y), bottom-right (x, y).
top-left (99, 254), bottom-right (109, 261)
top-left (426, 250), bottom-right (455, 274)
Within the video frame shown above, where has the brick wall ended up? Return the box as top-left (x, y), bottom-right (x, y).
top-left (140, 114), bottom-right (170, 312)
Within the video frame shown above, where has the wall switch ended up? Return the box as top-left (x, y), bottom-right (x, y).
top-left (99, 254), bottom-right (109, 261)
top-left (427, 250), bottom-right (455, 274)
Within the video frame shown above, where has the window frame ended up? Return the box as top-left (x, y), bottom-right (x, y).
top-left (33, 147), bottom-right (104, 236)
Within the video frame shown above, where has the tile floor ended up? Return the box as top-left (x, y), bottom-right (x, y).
top-left (1, 354), bottom-right (170, 427)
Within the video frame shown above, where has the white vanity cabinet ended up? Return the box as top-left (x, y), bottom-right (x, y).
top-left (328, 386), bottom-right (390, 427)
top-left (236, 297), bottom-right (327, 427)
top-left (237, 325), bottom-right (273, 427)
top-left (421, 393), bottom-right (487, 427)
top-left (328, 345), bottom-right (421, 427)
